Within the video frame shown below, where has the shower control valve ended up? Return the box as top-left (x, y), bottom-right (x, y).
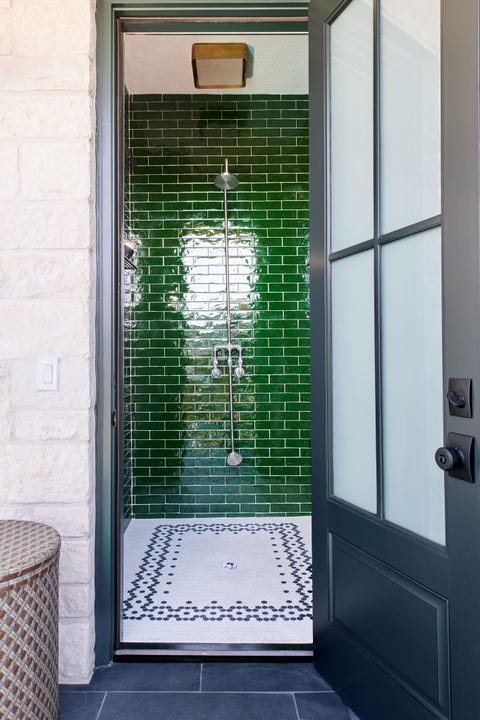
top-left (235, 361), bottom-right (245, 379)
top-left (211, 362), bottom-right (222, 379)
top-left (211, 343), bottom-right (245, 379)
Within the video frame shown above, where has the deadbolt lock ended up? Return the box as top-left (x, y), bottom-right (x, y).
top-left (447, 378), bottom-right (472, 418)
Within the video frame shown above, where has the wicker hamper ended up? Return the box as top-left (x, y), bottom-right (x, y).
top-left (0, 520), bottom-right (61, 720)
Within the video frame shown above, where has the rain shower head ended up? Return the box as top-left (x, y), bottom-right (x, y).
top-left (215, 159), bottom-right (239, 191)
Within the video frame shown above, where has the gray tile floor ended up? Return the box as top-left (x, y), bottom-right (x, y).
top-left (60, 662), bottom-right (360, 719)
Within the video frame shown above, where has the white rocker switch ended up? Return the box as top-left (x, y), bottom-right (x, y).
top-left (37, 358), bottom-right (58, 391)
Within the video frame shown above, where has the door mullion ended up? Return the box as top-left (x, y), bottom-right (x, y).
top-left (373, 0), bottom-right (383, 519)
top-left (374, 246), bottom-right (384, 520)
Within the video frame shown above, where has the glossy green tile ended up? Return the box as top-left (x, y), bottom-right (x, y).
top-left (123, 93), bottom-right (311, 519)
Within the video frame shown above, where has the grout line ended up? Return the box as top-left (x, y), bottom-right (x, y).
top-left (95, 691), bottom-right (108, 720)
top-left (292, 692), bottom-right (302, 720)
top-left (199, 663), bottom-right (203, 692)
top-left (84, 690), bottom-right (334, 695)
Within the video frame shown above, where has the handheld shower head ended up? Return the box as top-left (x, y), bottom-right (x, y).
top-left (214, 159), bottom-right (239, 191)
top-left (227, 451), bottom-right (243, 466)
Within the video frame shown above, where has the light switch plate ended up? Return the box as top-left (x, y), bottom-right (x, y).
top-left (37, 357), bottom-right (58, 391)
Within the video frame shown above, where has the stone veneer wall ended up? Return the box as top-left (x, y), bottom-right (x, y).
top-left (0, 0), bottom-right (96, 683)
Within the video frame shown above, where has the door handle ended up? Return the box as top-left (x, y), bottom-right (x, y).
top-left (435, 445), bottom-right (464, 471)
top-left (435, 433), bottom-right (475, 483)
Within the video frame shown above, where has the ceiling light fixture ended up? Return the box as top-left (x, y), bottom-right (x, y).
top-left (191, 43), bottom-right (248, 89)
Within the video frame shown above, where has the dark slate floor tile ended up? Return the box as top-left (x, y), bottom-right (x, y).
top-left (59, 690), bottom-right (105, 719)
top-left (295, 692), bottom-right (353, 720)
top-left (98, 691), bottom-right (297, 720)
top-left (202, 662), bottom-right (331, 692)
top-left (79, 662), bottom-right (201, 692)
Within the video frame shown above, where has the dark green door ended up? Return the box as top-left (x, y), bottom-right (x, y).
top-left (310, 1), bottom-right (480, 718)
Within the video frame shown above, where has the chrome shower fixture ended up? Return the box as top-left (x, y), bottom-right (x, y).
top-left (211, 343), bottom-right (244, 380)
top-left (214, 159), bottom-right (239, 191)
top-left (211, 159), bottom-right (244, 467)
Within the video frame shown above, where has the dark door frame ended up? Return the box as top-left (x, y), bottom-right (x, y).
top-left (95, 0), bottom-right (310, 667)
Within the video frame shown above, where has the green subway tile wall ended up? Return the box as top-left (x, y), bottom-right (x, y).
top-left (123, 94), bottom-right (310, 518)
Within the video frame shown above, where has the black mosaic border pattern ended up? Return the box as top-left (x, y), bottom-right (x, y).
top-left (123, 522), bottom-right (312, 622)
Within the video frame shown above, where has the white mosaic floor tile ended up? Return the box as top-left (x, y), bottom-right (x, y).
top-left (122, 516), bottom-right (312, 644)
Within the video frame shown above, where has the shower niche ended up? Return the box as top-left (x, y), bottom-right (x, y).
top-left (119, 31), bottom-right (312, 649)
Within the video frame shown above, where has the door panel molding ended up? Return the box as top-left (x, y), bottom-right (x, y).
top-left (321, 628), bottom-right (449, 720)
top-left (331, 535), bottom-right (449, 711)
top-left (328, 501), bottom-right (449, 595)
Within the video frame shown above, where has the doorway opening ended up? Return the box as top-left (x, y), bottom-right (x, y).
top-left (116, 16), bottom-right (312, 654)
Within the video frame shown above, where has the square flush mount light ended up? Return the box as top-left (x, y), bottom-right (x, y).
top-left (192, 43), bottom-right (248, 89)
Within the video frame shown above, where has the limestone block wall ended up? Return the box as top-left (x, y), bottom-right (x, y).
top-left (0, 0), bottom-right (97, 683)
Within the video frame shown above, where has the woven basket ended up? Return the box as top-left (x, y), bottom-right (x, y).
top-left (0, 520), bottom-right (61, 720)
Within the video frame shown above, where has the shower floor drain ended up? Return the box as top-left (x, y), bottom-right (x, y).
top-left (222, 562), bottom-right (237, 570)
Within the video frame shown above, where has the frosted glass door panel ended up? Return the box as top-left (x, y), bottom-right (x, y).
top-left (380, 0), bottom-right (441, 234)
top-left (382, 228), bottom-right (444, 545)
top-left (332, 251), bottom-right (376, 512)
top-left (330, 0), bottom-right (374, 252)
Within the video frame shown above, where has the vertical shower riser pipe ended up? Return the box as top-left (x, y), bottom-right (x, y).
top-left (213, 159), bottom-right (243, 467)
top-left (223, 185), bottom-right (233, 348)
top-left (223, 185), bottom-right (236, 458)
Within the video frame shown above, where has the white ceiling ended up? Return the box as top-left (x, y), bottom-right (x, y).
top-left (124, 33), bottom-right (308, 95)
